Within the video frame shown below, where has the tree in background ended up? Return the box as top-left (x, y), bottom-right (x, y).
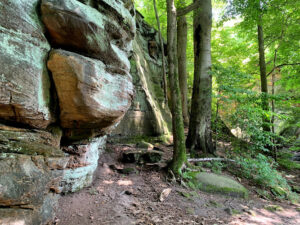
top-left (153, 0), bottom-right (168, 103)
top-left (166, 0), bottom-right (201, 175)
top-left (177, 0), bottom-right (189, 126)
top-left (186, 0), bottom-right (215, 155)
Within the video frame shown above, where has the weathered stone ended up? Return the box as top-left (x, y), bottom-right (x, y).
top-left (41, 0), bottom-right (135, 75)
top-left (0, 124), bottom-right (63, 157)
top-left (112, 12), bottom-right (171, 138)
top-left (0, 194), bottom-right (59, 225)
top-left (194, 172), bottom-right (248, 198)
top-left (0, 153), bottom-right (63, 207)
top-left (47, 49), bottom-right (133, 139)
top-left (0, 0), bottom-right (54, 129)
top-left (60, 136), bottom-right (107, 193)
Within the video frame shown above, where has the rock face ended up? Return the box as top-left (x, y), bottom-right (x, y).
top-left (112, 12), bottom-right (172, 138)
top-left (0, 0), bottom-right (135, 224)
top-left (0, 0), bottom-right (54, 129)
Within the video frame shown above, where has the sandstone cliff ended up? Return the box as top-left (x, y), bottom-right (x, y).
top-left (0, 1), bottom-right (171, 224)
top-left (0, 0), bottom-right (135, 224)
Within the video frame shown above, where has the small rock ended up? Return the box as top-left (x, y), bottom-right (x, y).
top-left (122, 149), bottom-right (163, 164)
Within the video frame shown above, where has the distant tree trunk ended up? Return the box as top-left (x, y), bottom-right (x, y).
top-left (257, 15), bottom-right (270, 132)
top-left (271, 49), bottom-right (277, 160)
top-left (153, 0), bottom-right (168, 104)
top-left (186, 0), bottom-right (214, 154)
top-left (166, 0), bottom-right (187, 175)
top-left (177, 15), bottom-right (189, 126)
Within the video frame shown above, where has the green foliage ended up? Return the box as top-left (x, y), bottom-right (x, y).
top-left (234, 154), bottom-right (298, 202)
top-left (196, 161), bottom-right (224, 174)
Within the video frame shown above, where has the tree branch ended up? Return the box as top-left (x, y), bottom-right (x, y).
top-left (188, 158), bottom-right (235, 162)
top-left (267, 63), bottom-right (300, 77)
top-left (177, 0), bottom-right (201, 17)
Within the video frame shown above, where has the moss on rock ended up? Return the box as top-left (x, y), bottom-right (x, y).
top-left (186, 172), bottom-right (248, 198)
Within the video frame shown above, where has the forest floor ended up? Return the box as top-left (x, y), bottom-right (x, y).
top-left (55, 142), bottom-right (300, 225)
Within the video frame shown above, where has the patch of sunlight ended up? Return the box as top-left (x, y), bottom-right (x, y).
top-left (117, 179), bottom-right (133, 186)
top-left (103, 180), bottom-right (114, 184)
top-left (0, 220), bottom-right (26, 225)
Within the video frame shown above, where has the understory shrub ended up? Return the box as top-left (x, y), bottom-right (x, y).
top-left (234, 154), bottom-right (298, 202)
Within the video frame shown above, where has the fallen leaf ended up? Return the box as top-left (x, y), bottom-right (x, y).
top-left (159, 188), bottom-right (172, 202)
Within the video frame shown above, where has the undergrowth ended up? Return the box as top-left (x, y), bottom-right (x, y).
top-left (232, 154), bottom-right (299, 203)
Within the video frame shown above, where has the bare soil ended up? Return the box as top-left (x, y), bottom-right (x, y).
top-left (55, 143), bottom-right (300, 225)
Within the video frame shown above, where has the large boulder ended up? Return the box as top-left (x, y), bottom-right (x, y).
top-left (47, 49), bottom-right (133, 140)
top-left (193, 172), bottom-right (248, 198)
top-left (0, 0), bottom-right (54, 128)
top-left (41, 0), bottom-right (135, 75)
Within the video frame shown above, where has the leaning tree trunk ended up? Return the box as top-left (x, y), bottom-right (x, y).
top-left (166, 0), bottom-right (187, 175)
top-left (177, 15), bottom-right (189, 126)
top-left (257, 16), bottom-right (270, 132)
top-left (186, 0), bottom-right (214, 154)
top-left (153, 0), bottom-right (168, 104)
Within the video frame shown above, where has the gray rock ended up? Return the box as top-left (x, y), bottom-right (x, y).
top-left (0, 153), bottom-right (63, 206)
top-left (0, 0), bottom-right (54, 128)
top-left (194, 172), bottom-right (248, 198)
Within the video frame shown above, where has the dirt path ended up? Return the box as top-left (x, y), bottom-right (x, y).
top-left (56, 144), bottom-right (300, 225)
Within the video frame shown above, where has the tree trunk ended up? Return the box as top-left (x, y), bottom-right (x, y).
top-left (177, 16), bottom-right (189, 126)
top-left (271, 49), bottom-right (277, 160)
top-left (166, 0), bottom-right (187, 175)
top-left (257, 16), bottom-right (270, 132)
top-left (186, 0), bottom-right (214, 154)
top-left (153, 0), bottom-right (168, 104)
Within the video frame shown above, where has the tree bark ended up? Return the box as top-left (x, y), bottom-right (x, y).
top-left (177, 16), bottom-right (189, 126)
top-left (153, 0), bottom-right (168, 103)
top-left (257, 16), bottom-right (270, 132)
top-left (186, 0), bottom-right (214, 154)
top-left (166, 0), bottom-right (187, 175)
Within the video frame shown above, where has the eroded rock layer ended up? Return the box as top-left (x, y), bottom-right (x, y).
top-left (0, 0), bottom-right (135, 224)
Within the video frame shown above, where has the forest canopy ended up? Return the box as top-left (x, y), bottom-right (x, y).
top-left (134, 0), bottom-right (300, 200)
